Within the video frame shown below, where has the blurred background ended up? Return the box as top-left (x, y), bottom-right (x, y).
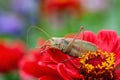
top-left (0, 0), bottom-right (120, 80)
top-left (0, 0), bottom-right (120, 47)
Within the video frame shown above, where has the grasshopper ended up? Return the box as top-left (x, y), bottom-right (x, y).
top-left (27, 26), bottom-right (98, 57)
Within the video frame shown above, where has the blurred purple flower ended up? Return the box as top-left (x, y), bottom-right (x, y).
top-left (11, 0), bottom-right (38, 24)
top-left (11, 0), bottom-right (37, 14)
top-left (0, 13), bottom-right (24, 36)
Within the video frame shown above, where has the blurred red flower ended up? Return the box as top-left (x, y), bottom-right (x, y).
top-left (40, 0), bottom-right (84, 28)
top-left (20, 30), bottom-right (120, 80)
top-left (0, 40), bottom-right (25, 73)
top-left (41, 0), bottom-right (83, 17)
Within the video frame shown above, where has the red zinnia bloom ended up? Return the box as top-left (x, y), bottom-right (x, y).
top-left (67, 30), bottom-right (120, 80)
top-left (21, 30), bottom-right (120, 80)
top-left (0, 40), bottom-right (25, 73)
top-left (20, 44), bottom-right (83, 80)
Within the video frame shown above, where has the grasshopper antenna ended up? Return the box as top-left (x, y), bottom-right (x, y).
top-left (27, 26), bottom-right (53, 48)
top-left (65, 26), bottom-right (84, 52)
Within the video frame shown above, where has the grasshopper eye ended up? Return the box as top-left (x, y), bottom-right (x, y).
top-left (54, 43), bottom-right (60, 47)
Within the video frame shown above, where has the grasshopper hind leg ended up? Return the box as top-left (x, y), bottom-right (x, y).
top-left (64, 26), bottom-right (84, 53)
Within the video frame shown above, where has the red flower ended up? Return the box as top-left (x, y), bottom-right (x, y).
top-left (0, 40), bottom-right (25, 73)
top-left (41, 0), bottom-right (83, 17)
top-left (67, 30), bottom-right (120, 79)
top-left (21, 30), bottom-right (120, 80)
top-left (20, 40), bottom-right (83, 80)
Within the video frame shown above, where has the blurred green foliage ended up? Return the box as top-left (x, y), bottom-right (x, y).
top-left (0, 0), bottom-right (120, 47)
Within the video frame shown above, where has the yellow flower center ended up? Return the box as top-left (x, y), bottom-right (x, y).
top-left (80, 50), bottom-right (116, 80)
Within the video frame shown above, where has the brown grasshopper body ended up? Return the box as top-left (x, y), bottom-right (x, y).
top-left (28, 26), bottom-right (98, 58)
top-left (49, 37), bottom-right (98, 57)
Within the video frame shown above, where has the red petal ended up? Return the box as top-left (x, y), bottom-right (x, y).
top-left (47, 48), bottom-right (69, 63)
top-left (39, 75), bottom-right (62, 80)
top-left (96, 30), bottom-right (118, 52)
top-left (82, 31), bottom-right (96, 44)
top-left (66, 68), bottom-right (83, 79)
top-left (64, 58), bottom-right (80, 72)
top-left (0, 41), bottom-right (24, 72)
top-left (63, 58), bottom-right (83, 79)
top-left (21, 61), bottom-right (43, 77)
top-left (65, 31), bottom-right (96, 44)
top-left (115, 70), bottom-right (120, 80)
top-left (57, 63), bottom-right (73, 80)
top-left (21, 60), bottom-right (60, 78)
top-left (115, 58), bottom-right (120, 69)
top-left (112, 37), bottom-right (120, 60)
top-left (32, 49), bottom-right (52, 61)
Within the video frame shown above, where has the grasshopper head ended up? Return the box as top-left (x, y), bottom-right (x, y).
top-left (49, 37), bottom-right (68, 51)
